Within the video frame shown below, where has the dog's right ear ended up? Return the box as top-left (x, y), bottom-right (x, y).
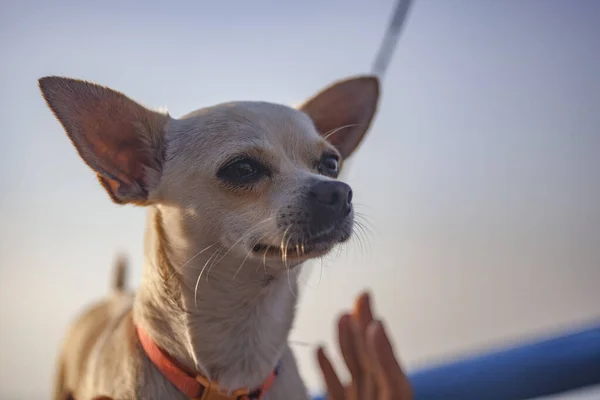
top-left (38, 76), bottom-right (168, 205)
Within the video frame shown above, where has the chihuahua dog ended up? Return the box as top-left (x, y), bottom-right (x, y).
top-left (40, 74), bottom-right (379, 400)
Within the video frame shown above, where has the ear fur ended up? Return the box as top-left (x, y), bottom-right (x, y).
top-left (300, 76), bottom-right (380, 159)
top-left (38, 76), bottom-right (168, 205)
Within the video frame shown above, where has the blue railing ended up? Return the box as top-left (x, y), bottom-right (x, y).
top-left (313, 322), bottom-right (600, 400)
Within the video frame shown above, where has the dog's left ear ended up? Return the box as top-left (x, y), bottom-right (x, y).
top-left (299, 76), bottom-right (380, 159)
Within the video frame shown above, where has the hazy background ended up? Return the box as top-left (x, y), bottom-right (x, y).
top-left (1, 0), bottom-right (599, 398)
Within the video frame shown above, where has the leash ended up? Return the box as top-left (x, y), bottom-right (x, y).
top-left (371, 0), bottom-right (415, 80)
top-left (339, 0), bottom-right (415, 180)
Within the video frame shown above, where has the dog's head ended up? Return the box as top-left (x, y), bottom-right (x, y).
top-left (39, 76), bottom-right (379, 266)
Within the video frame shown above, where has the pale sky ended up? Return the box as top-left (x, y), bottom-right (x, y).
top-left (1, 0), bottom-right (600, 399)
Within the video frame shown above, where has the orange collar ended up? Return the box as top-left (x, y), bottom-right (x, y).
top-left (136, 326), bottom-right (278, 400)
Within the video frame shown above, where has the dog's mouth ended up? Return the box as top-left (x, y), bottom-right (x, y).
top-left (251, 241), bottom-right (333, 260)
top-left (251, 226), bottom-right (351, 261)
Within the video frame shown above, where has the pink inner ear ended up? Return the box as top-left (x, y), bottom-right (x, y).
top-left (300, 76), bottom-right (379, 159)
top-left (72, 102), bottom-right (155, 201)
top-left (39, 76), bottom-right (166, 205)
top-left (85, 118), bottom-right (150, 186)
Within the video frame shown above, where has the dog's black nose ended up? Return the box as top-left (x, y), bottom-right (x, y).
top-left (308, 181), bottom-right (353, 231)
top-left (309, 181), bottom-right (353, 210)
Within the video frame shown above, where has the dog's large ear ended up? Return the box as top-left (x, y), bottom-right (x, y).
top-left (299, 76), bottom-right (379, 159)
top-left (38, 76), bottom-right (168, 205)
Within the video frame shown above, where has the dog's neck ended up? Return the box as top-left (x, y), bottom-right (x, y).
top-left (133, 206), bottom-right (300, 390)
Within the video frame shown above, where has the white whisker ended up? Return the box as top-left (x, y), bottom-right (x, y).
top-left (279, 225), bottom-right (293, 267)
top-left (286, 264), bottom-right (297, 299)
top-left (233, 231), bottom-right (268, 279)
top-left (194, 248), bottom-right (222, 309)
top-left (283, 229), bottom-right (294, 270)
top-left (321, 124), bottom-right (361, 140)
top-left (205, 247), bottom-right (224, 282)
top-left (289, 339), bottom-right (313, 347)
top-left (214, 217), bottom-right (274, 266)
top-left (166, 242), bottom-right (218, 282)
top-left (317, 257), bottom-right (324, 288)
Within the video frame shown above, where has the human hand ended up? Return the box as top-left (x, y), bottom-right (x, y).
top-left (316, 292), bottom-right (412, 400)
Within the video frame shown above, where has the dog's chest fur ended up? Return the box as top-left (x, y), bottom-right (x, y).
top-left (136, 344), bottom-right (309, 400)
top-left (183, 270), bottom-right (301, 389)
top-left (65, 291), bottom-right (309, 400)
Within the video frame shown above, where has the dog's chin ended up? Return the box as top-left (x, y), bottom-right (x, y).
top-left (249, 224), bottom-right (353, 264)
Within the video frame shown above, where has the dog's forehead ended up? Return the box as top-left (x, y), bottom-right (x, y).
top-left (179, 101), bottom-right (323, 149)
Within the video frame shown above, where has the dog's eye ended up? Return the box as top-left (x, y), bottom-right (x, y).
top-left (218, 158), bottom-right (267, 184)
top-left (318, 155), bottom-right (339, 177)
